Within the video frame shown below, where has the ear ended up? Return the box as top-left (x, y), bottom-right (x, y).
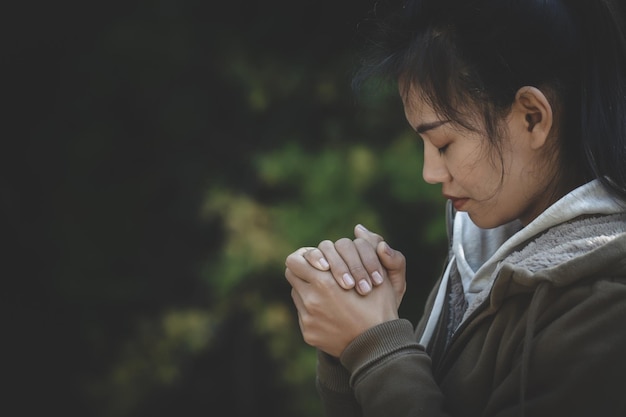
top-left (512, 86), bottom-right (553, 150)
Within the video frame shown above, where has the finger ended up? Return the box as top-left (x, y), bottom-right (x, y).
top-left (289, 285), bottom-right (307, 315)
top-left (353, 224), bottom-right (384, 247)
top-left (333, 238), bottom-right (374, 295)
top-left (376, 241), bottom-right (406, 274)
top-left (353, 237), bottom-right (386, 287)
top-left (375, 241), bottom-right (408, 306)
top-left (352, 224), bottom-right (386, 287)
top-left (301, 247), bottom-right (331, 271)
top-left (293, 246), bottom-right (317, 258)
top-left (285, 266), bottom-right (309, 289)
top-left (289, 287), bottom-right (310, 345)
top-left (315, 240), bottom-right (357, 290)
top-left (285, 251), bottom-right (324, 285)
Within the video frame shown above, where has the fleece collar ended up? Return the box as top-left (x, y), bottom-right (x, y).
top-left (456, 180), bottom-right (626, 299)
top-left (420, 180), bottom-right (626, 345)
top-left (458, 179), bottom-right (626, 320)
top-left (505, 213), bottom-right (626, 274)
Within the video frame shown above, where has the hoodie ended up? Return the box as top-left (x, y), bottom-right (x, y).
top-left (316, 180), bottom-right (626, 417)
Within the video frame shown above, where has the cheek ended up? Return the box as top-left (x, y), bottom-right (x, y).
top-left (449, 149), bottom-right (490, 183)
top-left (460, 157), bottom-right (504, 197)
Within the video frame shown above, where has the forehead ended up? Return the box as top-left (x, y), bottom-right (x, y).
top-left (399, 81), bottom-right (441, 126)
top-left (398, 78), bottom-right (488, 135)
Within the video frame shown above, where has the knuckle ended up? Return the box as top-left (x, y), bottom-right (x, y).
top-left (302, 248), bottom-right (320, 260)
top-left (305, 294), bottom-right (325, 315)
top-left (349, 264), bottom-right (367, 278)
top-left (285, 253), bottom-right (297, 267)
top-left (353, 238), bottom-right (369, 250)
top-left (370, 232), bottom-right (383, 241)
top-left (318, 274), bottom-right (338, 291)
top-left (318, 240), bottom-right (334, 251)
top-left (334, 237), bottom-right (353, 249)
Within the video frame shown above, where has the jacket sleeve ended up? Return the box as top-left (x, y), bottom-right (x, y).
top-left (315, 205), bottom-right (454, 417)
top-left (317, 319), bottom-right (449, 417)
top-left (315, 350), bottom-right (361, 416)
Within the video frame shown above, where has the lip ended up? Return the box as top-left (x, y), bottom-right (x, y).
top-left (445, 195), bottom-right (469, 211)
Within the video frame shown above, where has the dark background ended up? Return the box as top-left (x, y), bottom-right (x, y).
top-left (4, 1), bottom-right (447, 416)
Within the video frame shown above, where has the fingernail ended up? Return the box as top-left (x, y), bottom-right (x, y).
top-left (358, 279), bottom-right (371, 293)
top-left (383, 242), bottom-right (393, 257)
top-left (319, 258), bottom-right (329, 269)
top-left (343, 273), bottom-right (355, 287)
top-left (357, 224), bottom-right (368, 232)
top-left (372, 271), bottom-right (383, 285)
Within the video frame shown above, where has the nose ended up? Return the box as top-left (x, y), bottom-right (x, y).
top-left (422, 143), bottom-right (451, 184)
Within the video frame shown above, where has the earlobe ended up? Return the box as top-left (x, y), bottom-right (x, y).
top-left (514, 86), bottom-right (553, 149)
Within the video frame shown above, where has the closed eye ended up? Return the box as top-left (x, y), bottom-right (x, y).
top-left (437, 144), bottom-right (449, 155)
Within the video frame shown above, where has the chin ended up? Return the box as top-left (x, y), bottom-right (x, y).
top-left (467, 213), bottom-right (508, 230)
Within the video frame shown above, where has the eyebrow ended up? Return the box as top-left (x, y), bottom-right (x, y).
top-left (415, 120), bottom-right (449, 134)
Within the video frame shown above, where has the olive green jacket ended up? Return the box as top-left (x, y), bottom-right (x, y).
top-left (316, 183), bottom-right (626, 417)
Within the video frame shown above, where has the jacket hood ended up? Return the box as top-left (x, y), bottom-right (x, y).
top-left (419, 179), bottom-right (626, 346)
top-left (459, 179), bottom-right (626, 319)
top-left (502, 213), bottom-right (626, 287)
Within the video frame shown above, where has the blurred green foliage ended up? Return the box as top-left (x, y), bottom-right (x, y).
top-left (5, 1), bottom-right (447, 416)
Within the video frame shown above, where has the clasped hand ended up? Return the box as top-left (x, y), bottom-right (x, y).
top-left (284, 224), bottom-right (407, 357)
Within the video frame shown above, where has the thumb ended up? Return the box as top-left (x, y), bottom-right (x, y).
top-left (353, 224), bottom-right (384, 246)
top-left (376, 241), bottom-right (406, 306)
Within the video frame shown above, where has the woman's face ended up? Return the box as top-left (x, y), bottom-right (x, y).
top-left (401, 85), bottom-right (557, 228)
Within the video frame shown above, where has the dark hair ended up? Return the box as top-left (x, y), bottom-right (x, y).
top-left (353, 0), bottom-right (626, 200)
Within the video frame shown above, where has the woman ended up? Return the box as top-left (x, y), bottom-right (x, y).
top-left (285, 0), bottom-right (626, 416)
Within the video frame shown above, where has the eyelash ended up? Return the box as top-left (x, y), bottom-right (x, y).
top-left (437, 144), bottom-right (449, 155)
